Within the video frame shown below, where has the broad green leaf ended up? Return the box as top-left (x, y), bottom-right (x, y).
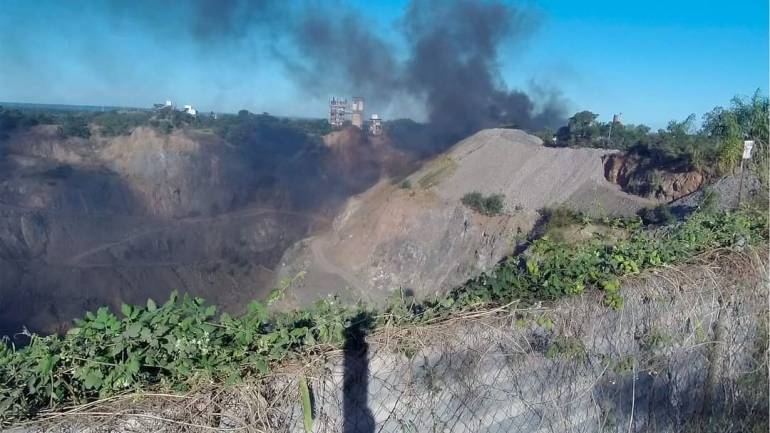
top-left (125, 322), bottom-right (143, 339)
top-left (126, 357), bottom-right (141, 375)
top-left (290, 327), bottom-right (308, 338)
top-left (247, 301), bottom-right (268, 321)
top-left (120, 303), bottom-right (132, 317)
top-left (84, 370), bottom-right (103, 390)
top-left (255, 358), bottom-right (268, 374)
top-left (37, 355), bottom-right (56, 375)
top-left (204, 305), bottom-right (216, 317)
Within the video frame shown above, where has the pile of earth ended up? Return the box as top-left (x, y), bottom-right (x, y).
top-left (274, 129), bottom-right (655, 307)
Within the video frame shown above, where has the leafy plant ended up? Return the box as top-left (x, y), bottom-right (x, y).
top-left (461, 192), bottom-right (505, 216)
top-left (638, 204), bottom-right (675, 226)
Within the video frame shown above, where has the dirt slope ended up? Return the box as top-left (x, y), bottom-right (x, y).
top-left (275, 129), bottom-right (654, 306)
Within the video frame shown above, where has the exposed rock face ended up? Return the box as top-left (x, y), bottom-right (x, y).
top-left (0, 126), bottom-right (328, 336)
top-left (0, 212), bottom-right (47, 260)
top-left (657, 170), bottom-right (703, 201)
top-left (603, 153), bottom-right (704, 202)
top-left (99, 128), bottom-right (251, 218)
top-left (672, 172), bottom-right (763, 211)
top-left (321, 127), bottom-right (415, 195)
top-left (276, 129), bottom-right (654, 305)
top-left (603, 153), bottom-right (634, 186)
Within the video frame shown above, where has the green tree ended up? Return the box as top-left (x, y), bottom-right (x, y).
top-left (556, 111), bottom-right (600, 147)
top-left (702, 90), bottom-right (768, 176)
top-left (731, 90), bottom-right (769, 181)
top-left (57, 116), bottom-right (91, 139)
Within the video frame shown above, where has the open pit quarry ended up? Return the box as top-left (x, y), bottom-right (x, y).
top-left (0, 124), bottom-right (386, 336)
top-left (0, 123), bottom-right (765, 433)
top-left (0, 124), bottom-right (714, 336)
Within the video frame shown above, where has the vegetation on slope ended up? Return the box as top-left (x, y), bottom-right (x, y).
top-left (0, 106), bottom-right (54, 139)
top-left (539, 90), bottom-right (768, 178)
top-left (461, 191), bottom-right (505, 216)
top-left (0, 207), bottom-right (766, 425)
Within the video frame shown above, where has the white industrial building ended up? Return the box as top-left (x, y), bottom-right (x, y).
top-left (369, 114), bottom-right (382, 135)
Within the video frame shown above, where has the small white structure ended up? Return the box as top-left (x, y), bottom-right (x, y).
top-left (165, 100), bottom-right (172, 107)
top-left (183, 105), bottom-right (197, 116)
top-left (369, 114), bottom-right (382, 136)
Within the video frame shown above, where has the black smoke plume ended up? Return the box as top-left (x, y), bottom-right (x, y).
top-left (283, 0), bottom-right (565, 144)
top-left (401, 0), bottom-right (559, 142)
top-left (113, 0), bottom-right (566, 145)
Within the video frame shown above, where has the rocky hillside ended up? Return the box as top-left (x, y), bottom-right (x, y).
top-left (603, 153), bottom-right (704, 202)
top-left (275, 129), bottom-right (654, 305)
top-left (0, 124), bottom-right (348, 337)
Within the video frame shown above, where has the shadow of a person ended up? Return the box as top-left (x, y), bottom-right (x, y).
top-left (343, 312), bottom-right (375, 433)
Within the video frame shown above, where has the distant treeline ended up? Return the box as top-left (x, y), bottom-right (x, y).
top-left (0, 106), bottom-right (333, 141)
top-left (3, 90), bottom-right (767, 180)
top-left (536, 90), bottom-right (768, 177)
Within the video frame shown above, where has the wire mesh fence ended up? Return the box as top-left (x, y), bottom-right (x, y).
top-left (15, 250), bottom-right (768, 433)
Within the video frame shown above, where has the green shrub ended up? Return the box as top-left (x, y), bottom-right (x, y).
top-left (540, 206), bottom-right (583, 229)
top-left (638, 204), bottom-right (675, 225)
top-left (461, 191), bottom-right (505, 216)
top-left (400, 180), bottom-right (412, 189)
top-left (699, 187), bottom-right (719, 212)
top-left (56, 116), bottom-right (91, 139)
top-left (92, 111), bottom-right (151, 136)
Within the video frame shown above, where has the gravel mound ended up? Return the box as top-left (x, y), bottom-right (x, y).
top-left (413, 128), bottom-right (652, 216)
top-left (276, 129), bottom-right (657, 305)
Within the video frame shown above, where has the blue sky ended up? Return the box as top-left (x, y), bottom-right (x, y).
top-left (0, 0), bottom-right (767, 128)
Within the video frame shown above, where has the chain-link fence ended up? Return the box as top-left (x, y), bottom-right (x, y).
top-left (16, 250), bottom-right (768, 433)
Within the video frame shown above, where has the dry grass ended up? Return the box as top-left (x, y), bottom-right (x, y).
top-left (15, 246), bottom-right (768, 433)
top-left (416, 156), bottom-right (457, 189)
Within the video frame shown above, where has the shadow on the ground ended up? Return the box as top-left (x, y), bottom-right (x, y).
top-left (343, 312), bottom-right (376, 433)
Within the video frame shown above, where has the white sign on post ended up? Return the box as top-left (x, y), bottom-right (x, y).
top-left (742, 140), bottom-right (754, 159)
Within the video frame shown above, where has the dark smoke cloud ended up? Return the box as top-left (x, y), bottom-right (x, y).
top-left (400, 0), bottom-right (563, 141)
top-left (112, 0), bottom-right (566, 142)
top-left (269, 0), bottom-right (565, 142)
top-left (189, 0), bottom-right (287, 42)
top-left (283, 7), bottom-right (401, 102)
